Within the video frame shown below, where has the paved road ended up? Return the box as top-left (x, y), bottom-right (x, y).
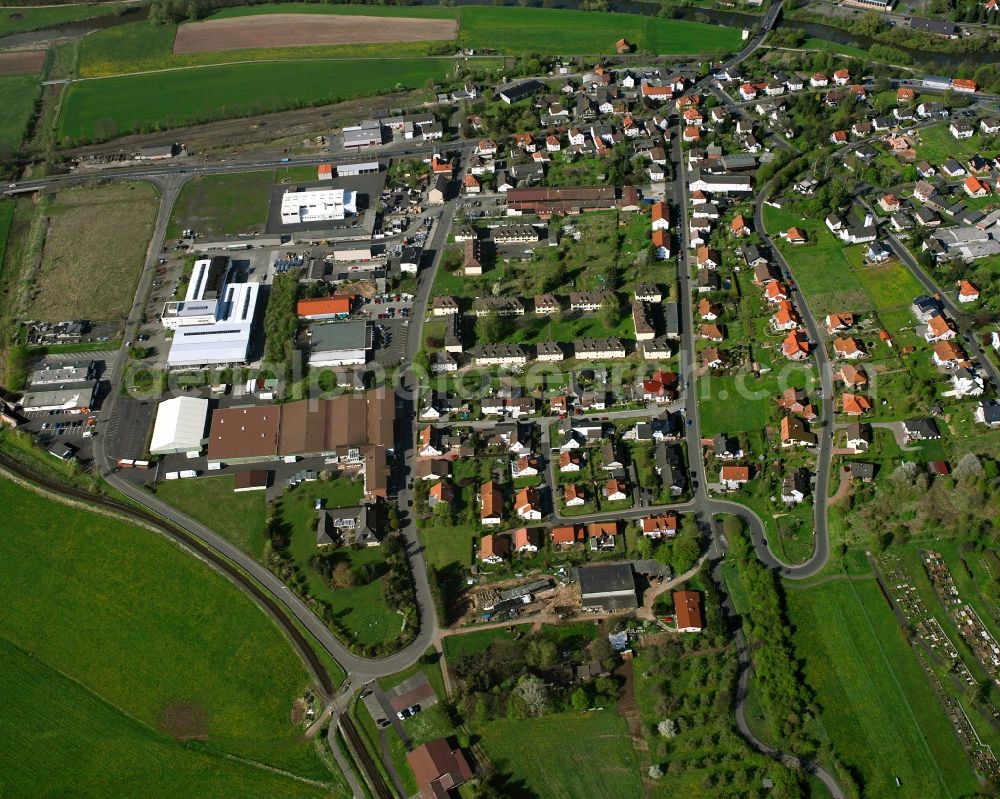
top-left (751, 181), bottom-right (834, 579)
top-left (885, 234), bottom-right (1000, 389)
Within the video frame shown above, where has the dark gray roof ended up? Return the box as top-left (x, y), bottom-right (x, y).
top-left (577, 563), bottom-right (638, 610)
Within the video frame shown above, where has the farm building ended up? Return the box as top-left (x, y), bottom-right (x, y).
top-left (577, 563), bottom-right (639, 611)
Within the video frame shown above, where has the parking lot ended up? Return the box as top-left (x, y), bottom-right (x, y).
top-left (370, 318), bottom-right (409, 365)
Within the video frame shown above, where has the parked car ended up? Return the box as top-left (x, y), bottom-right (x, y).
top-left (397, 704), bottom-right (421, 720)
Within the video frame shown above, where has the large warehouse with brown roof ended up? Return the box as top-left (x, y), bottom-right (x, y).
top-left (206, 390), bottom-right (395, 497)
top-left (505, 185), bottom-right (622, 216)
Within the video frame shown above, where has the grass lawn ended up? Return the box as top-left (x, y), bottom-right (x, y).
top-left (0, 479), bottom-right (341, 790)
top-left (441, 625), bottom-right (530, 663)
top-left (852, 258), bottom-right (924, 319)
top-left (764, 204), bottom-right (875, 316)
top-left (419, 522), bottom-right (476, 571)
top-left (153, 475), bottom-right (268, 558)
top-left (914, 123), bottom-right (999, 163)
top-left (0, 3), bottom-right (129, 37)
top-left (797, 37), bottom-right (872, 60)
top-left (0, 75), bottom-right (38, 152)
top-left (58, 57), bottom-right (451, 143)
top-left (276, 479), bottom-right (404, 648)
top-left (787, 578), bottom-right (978, 798)
top-left (29, 182), bottom-right (158, 322)
top-left (166, 170), bottom-right (276, 238)
top-left (697, 367), bottom-right (816, 436)
top-left (475, 711), bottom-right (642, 799)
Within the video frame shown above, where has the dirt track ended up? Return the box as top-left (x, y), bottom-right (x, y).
top-left (59, 88), bottom-right (429, 158)
top-left (0, 49), bottom-right (46, 75)
top-left (173, 13), bottom-right (458, 54)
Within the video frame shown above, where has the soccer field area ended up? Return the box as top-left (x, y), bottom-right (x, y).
top-left (0, 478), bottom-right (344, 796)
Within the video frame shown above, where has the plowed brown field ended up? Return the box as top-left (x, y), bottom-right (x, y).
top-left (0, 50), bottom-right (45, 75)
top-left (173, 13), bottom-right (458, 54)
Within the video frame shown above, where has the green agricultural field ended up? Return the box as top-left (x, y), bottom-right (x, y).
top-left (456, 7), bottom-right (740, 55)
top-left (0, 479), bottom-right (342, 793)
top-left (167, 170), bottom-right (276, 238)
top-left (0, 638), bottom-right (334, 799)
top-left (787, 578), bottom-right (979, 798)
top-left (58, 57), bottom-right (451, 143)
top-left (0, 75), bottom-right (37, 153)
top-left (0, 3), bottom-right (129, 37)
top-left (698, 367), bottom-right (816, 436)
top-left (153, 475), bottom-right (268, 558)
top-left (476, 711), bottom-right (643, 799)
top-left (78, 4), bottom-right (739, 77)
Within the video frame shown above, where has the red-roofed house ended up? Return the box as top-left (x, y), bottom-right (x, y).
top-left (924, 314), bottom-right (956, 342)
top-left (841, 393), bottom-right (871, 416)
top-left (674, 590), bottom-right (704, 632)
top-left (642, 513), bottom-right (678, 538)
top-left (958, 280), bottom-right (980, 303)
top-left (965, 176), bottom-right (989, 198)
top-left (406, 739), bottom-right (473, 799)
top-left (479, 533), bottom-right (510, 564)
top-left (513, 527), bottom-right (539, 554)
top-left (297, 295), bottom-right (352, 320)
top-left (782, 330), bottom-right (810, 360)
top-left (652, 229), bottom-right (671, 260)
top-left (731, 213), bottom-right (750, 237)
top-left (720, 465), bottom-right (751, 490)
top-left (552, 524), bottom-right (585, 547)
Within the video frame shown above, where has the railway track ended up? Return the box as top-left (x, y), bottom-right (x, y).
top-left (338, 713), bottom-right (397, 799)
top-left (0, 451), bottom-right (335, 699)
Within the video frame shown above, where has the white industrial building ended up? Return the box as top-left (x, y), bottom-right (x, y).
top-left (149, 396), bottom-right (209, 455)
top-left (280, 188), bottom-right (357, 224)
top-left (163, 256), bottom-right (260, 368)
top-left (19, 384), bottom-right (96, 413)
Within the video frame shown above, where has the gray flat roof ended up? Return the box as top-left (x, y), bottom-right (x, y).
top-left (309, 320), bottom-right (371, 352)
